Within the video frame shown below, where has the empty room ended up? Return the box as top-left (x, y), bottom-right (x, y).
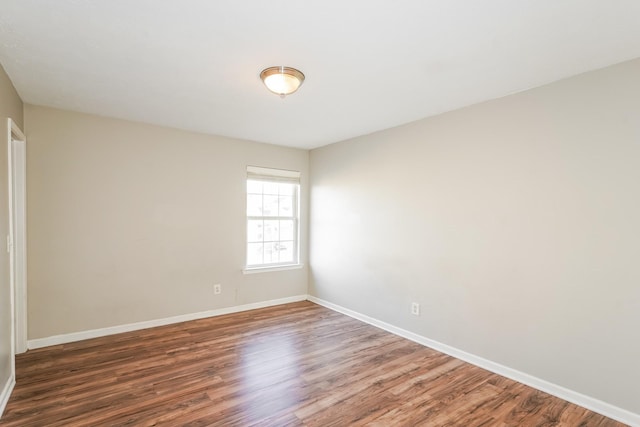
top-left (0, 1), bottom-right (639, 426)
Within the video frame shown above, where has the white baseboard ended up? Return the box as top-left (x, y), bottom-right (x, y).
top-left (307, 295), bottom-right (640, 427)
top-left (27, 295), bottom-right (308, 350)
top-left (0, 374), bottom-right (15, 418)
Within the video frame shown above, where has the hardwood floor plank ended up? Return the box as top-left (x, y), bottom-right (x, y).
top-left (0, 301), bottom-right (627, 426)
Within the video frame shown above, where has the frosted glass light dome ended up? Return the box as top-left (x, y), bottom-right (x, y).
top-left (260, 66), bottom-right (305, 97)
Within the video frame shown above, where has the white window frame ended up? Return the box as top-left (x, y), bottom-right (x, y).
top-left (244, 166), bottom-right (301, 272)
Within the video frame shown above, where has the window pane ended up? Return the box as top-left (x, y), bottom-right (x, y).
top-left (277, 241), bottom-right (294, 263)
top-left (247, 220), bottom-right (263, 243)
top-left (263, 220), bottom-right (279, 242)
top-left (246, 172), bottom-right (299, 267)
top-left (278, 196), bottom-right (293, 217)
top-left (247, 243), bottom-right (263, 265)
top-left (247, 194), bottom-right (262, 216)
top-left (263, 195), bottom-right (279, 216)
top-left (247, 180), bottom-right (263, 194)
top-left (263, 182), bottom-right (279, 195)
top-left (263, 242), bottom-right (277, 264)
top-left (280, 220), bottom-right (294, 241)
top-left (279, 183), bottom-right (294, 196)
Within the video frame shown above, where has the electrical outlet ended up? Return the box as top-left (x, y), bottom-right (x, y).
top-left (411, 302), bottom-right (420, 316)
top-left (213, 284), bottom-right (222, 295)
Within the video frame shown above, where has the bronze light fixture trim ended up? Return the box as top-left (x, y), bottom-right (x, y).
top-left (260, 66), bottom-right (305, 98)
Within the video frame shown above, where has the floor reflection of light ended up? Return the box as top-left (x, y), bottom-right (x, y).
top-left (237, 331), bottom-right (302, 420)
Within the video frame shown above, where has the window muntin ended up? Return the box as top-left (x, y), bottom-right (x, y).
top-left (246, 175), bottom-right (299, 268)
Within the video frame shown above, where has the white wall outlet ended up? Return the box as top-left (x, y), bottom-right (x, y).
top-left (213, 284), bottom-right (222, 295)
top-left (411, 302), bottom-right (420, 316)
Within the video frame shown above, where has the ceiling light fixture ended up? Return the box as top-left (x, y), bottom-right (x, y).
top-left (260, 66), bottom-right (305, 98)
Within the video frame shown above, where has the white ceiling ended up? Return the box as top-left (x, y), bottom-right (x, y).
top-left (1, 1), bottom-right (640, 149)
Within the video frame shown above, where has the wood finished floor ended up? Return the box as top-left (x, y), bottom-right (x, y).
top-left (0, 301), bottom-right (626, 427)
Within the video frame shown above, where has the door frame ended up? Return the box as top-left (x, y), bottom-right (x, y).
top-left (7, 118), bottom-right (27, 357)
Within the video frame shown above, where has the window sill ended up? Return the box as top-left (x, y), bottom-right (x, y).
top-left (242, 264), bottom-right (304, 275)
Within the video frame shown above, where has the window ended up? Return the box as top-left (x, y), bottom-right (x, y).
top-left (246, 166), bottom-right (300, 269)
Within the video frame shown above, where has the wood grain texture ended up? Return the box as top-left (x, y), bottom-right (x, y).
top-left (0, 301), bottom-right (627, 426)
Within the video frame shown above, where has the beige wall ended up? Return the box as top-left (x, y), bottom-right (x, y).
top-left (25, 105), bottom-right (308, 339)
top-left (0, 64), bottom-right (23, 398)
top-left (309, 58), bottom-right (640, 414)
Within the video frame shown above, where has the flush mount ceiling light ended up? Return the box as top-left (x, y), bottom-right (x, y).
top-left (260, 66), bottom-right (305, 98)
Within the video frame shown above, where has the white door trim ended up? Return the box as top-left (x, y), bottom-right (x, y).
top-left (7, 118), bottom-right (27, 358)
